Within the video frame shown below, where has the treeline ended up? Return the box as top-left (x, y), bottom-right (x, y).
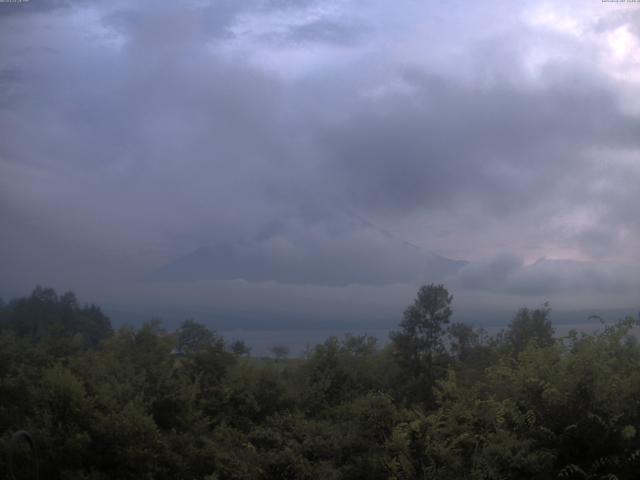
top-left (1, 285), bottom-right (640, 479)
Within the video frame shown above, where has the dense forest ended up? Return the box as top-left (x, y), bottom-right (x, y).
top-left (2, 285), bottom-right (640, 479)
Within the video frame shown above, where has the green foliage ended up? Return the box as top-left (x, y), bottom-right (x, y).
top-left (269, 344), bottom-right (290, 361)
top-left (1, 285), bottom-right (640, 479)
top-left (503, 303), bottom-right (555, 356)
top-left (390, 284), bottom-right (453, 405)
top-left (0, 286), bottom-right (112, 348)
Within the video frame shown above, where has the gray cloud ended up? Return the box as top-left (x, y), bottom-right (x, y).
top-left (0, 0), bottom-right (72, 17)
top-left (506, 258), bottom-right (636, 297)
top-left (457, 255), bottom-right (523, 290)
top-left (1, 0), bottom-right (639, 322)
top-left (281, 18), bottom-right (367, 45)
top-left (456, 256), bottom-right (639, 298)
top-left (151, 213), bottom-right (467, 286)
top-left (315, 68), bottom-right (640, 217)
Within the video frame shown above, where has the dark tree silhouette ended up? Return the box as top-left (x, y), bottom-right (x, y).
top-left (390, 284), bottom-right (453, 404)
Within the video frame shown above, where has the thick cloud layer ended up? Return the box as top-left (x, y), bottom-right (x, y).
top-left (1, 0), bottom-right (639, 323)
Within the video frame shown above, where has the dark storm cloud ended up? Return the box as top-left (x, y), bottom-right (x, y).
top-left (1, 0), bottom-right (639, 316)
top-left (317, 68), bottom-right (640, 216)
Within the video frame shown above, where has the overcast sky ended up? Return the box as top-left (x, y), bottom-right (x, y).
top-left (1, 0), bottom-right (639, 326)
